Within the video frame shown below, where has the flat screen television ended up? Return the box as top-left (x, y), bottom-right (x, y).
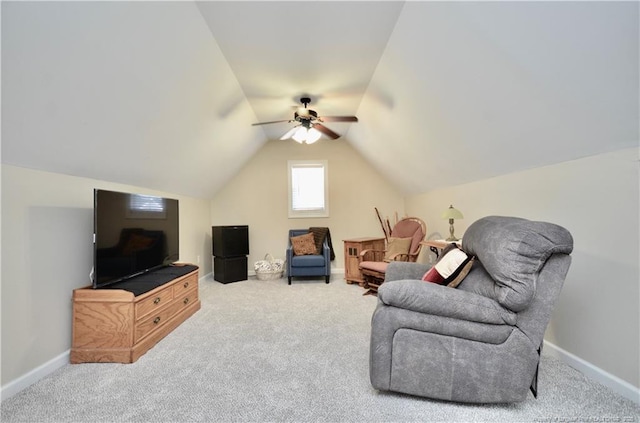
top-left (93, 189), bottom-right (179, 289)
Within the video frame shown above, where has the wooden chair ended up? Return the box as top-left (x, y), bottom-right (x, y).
top-left (358, 217), bottom-right (426, 295)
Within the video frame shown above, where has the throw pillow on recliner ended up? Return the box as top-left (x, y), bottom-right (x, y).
top-left (422, 243), bottom-right (474, 287)
top-left (290, 233), bottom-right (317, 256)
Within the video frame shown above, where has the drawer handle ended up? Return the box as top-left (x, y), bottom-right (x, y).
top-left (153, 316), bottom-right (161, 325)
top-left (183, 282), bottom-right (189, 289)
top-left (153, 297), bottom-right (161, 305)
top-left (183, 298), bottom-right (189, 305)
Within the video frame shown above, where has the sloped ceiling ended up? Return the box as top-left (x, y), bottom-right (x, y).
top-left (2, 1), bottom-right (638, 198)
top-left (351, 1), bottom-right (639, 193)
top-left (2, 1), bottom-right (263, 198)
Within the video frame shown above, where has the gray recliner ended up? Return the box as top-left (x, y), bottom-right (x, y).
top-left (369, 216), bottom-right (573, 403)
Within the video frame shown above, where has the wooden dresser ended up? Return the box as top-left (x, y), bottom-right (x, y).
top-left (71, 267), bottom-right (200, 364)
top-left (343, 237), bottom-right (385, 286)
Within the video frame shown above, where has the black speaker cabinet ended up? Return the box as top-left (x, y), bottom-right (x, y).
top-left (212, 225), bottom-right (249, 284)
top-left (212, 225), bottom-right (249, 257)
top-left (214, 256), bottom-right (248, 284)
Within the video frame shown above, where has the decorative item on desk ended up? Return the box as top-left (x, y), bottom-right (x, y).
top-left (442, 205), bottom-right (463, 241)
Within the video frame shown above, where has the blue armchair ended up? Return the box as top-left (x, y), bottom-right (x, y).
top-left (286, 229), bottom-right (331, 285)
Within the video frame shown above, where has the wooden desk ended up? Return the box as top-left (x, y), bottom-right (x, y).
top-left (421, 239), bottom-right (462, 258)
top-left (343, 237), bottom-right (385, 285)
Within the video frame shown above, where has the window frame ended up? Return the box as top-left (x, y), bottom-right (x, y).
top-left (287, 160), bottom-right (329, 219)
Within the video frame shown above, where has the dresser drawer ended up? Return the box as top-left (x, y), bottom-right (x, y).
top-left (173, 273), bottom-right (198, 298)
top-left (175, 289), bottom-right (198, 313)
top-left (135, 300), bottom-right (183, 343)
top-left (135, 288), bottom-right (173, 320)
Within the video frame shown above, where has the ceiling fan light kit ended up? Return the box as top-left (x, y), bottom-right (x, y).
top-left (292, 127), bottom-right (322, 144)
top-left (253, 97), bottom-right (358, 144)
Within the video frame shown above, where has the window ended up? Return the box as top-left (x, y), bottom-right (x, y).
top-left (127, 194), bottom-right (167, 219)
top-left (288, 160), bottom-right (328, 218)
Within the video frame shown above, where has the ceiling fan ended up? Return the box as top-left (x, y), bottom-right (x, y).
top-left (252, 97), bottom-right (358, 144)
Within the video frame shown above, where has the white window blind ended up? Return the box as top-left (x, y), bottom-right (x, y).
top-left (288, 160), bottom-right (329, 218)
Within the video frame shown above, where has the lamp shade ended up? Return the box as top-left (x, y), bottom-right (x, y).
top-left (306, 127), bottom-right (322, 144)
top-left (281, 125), bottom-right (324, 144)
top-left (292, 127), bottom-right (308, 143)
top-left (280, 127), bottom-right (298, 141)
top-left (442, 205), bottom-right (463, 220)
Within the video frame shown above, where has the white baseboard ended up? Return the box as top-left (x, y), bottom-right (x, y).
top-left (544, 340), bottom-right (640, 404)
top-left (1, 350), bottom-right (69, 402)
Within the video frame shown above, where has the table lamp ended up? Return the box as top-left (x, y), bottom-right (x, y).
top-left (442, 205), bottom-right (463, 241)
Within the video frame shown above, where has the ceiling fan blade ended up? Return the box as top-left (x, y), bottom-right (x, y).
top-left (318, 116), bottom-right (358, 122)
top-left (280, 126), bottom-right (299, 140)
top-left (313, 123), bottom-right (341, 140)
top-left (252, 119), bottom-right (291, 126)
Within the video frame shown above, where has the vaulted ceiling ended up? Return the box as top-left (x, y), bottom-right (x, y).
top-left (2, 1), bottom-right (638, 198)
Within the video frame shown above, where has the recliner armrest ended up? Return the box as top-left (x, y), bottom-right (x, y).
top-left (378, 280), bottom-right (516, 325)
top-left (384, 261), bottom-right (431, 282)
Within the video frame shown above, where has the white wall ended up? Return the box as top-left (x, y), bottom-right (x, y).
top-left (210, 139), bottom-right (405, 271)
top-left (405, 148), bottom-right (640, 389)
top-left (1, 164), bottom-right (211, 387)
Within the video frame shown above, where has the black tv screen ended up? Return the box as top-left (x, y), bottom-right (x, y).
top-left (93, 189), bottom-right (179, 289)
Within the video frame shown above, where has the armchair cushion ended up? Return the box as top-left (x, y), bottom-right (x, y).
top-left (360, 261), bottom-right (388, 274)
top-left (379, 280), bottom-right (516, 325)
top-left (290, 232), bottom-right (317, 256)
top-left (422, 243), bottom-right (474, 287)
top-left (462, 216), bottom-right (573, 312)
top-left (384, 237), bottom-right (412, 261)
top-left (290, 254), bottom-right (327, 267)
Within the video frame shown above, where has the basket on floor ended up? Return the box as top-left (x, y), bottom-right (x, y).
top-left (254, 253), bottom-right (285, 280)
